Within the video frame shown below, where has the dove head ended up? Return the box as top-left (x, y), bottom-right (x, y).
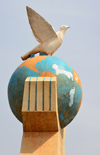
top-left (59, 25), bottom-right (70, 34)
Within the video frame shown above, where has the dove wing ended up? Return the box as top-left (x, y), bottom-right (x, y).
top-left (27, 6), bottom-right (57, 43)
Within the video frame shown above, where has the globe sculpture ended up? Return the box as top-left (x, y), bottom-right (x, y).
top-left (8, 55), bottom-right (82, 128)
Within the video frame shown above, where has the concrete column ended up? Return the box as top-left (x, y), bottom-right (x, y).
top-left (20, 77), bottom-right (65, 155)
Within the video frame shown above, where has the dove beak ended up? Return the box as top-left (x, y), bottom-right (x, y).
top-left (67, 26), bottom-right (70, 29)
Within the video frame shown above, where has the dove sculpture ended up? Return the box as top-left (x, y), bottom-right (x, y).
top-left (21, 6), bottom-right (70, 61)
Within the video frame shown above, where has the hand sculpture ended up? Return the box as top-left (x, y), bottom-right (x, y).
top-left (21, 6), bottom-right (70, 61)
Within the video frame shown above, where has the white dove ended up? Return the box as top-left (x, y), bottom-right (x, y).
top-left (21, 6), bottom-right (70, 61)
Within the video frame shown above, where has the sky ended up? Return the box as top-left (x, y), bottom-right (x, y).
top-left (0, 0), bottom-right (100, 154)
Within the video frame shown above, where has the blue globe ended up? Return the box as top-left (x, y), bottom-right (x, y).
top-left (8, 56), bottom-right (82, 128)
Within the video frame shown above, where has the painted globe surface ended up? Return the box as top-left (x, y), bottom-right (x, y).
top-left (8, 56), bottom-right (82, 128)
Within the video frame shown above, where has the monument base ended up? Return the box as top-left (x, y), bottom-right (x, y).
top-left (20, 129), bottom-right (65, 155)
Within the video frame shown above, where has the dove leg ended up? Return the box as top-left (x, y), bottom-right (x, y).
top-left (48, 53), bottom-right (52, 56)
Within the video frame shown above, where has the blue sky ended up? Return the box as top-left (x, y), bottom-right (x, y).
top-left (0, 0), bottom-right (100, 154)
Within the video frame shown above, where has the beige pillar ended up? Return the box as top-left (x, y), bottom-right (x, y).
top-left (20, 77), bottom-right (65, 155)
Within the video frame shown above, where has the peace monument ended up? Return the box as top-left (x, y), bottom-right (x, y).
top-left (8, 6), bottom-right (82, 155)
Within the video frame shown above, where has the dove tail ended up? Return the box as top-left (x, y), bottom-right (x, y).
top-left (21, 45), bottom-right (42, 61)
